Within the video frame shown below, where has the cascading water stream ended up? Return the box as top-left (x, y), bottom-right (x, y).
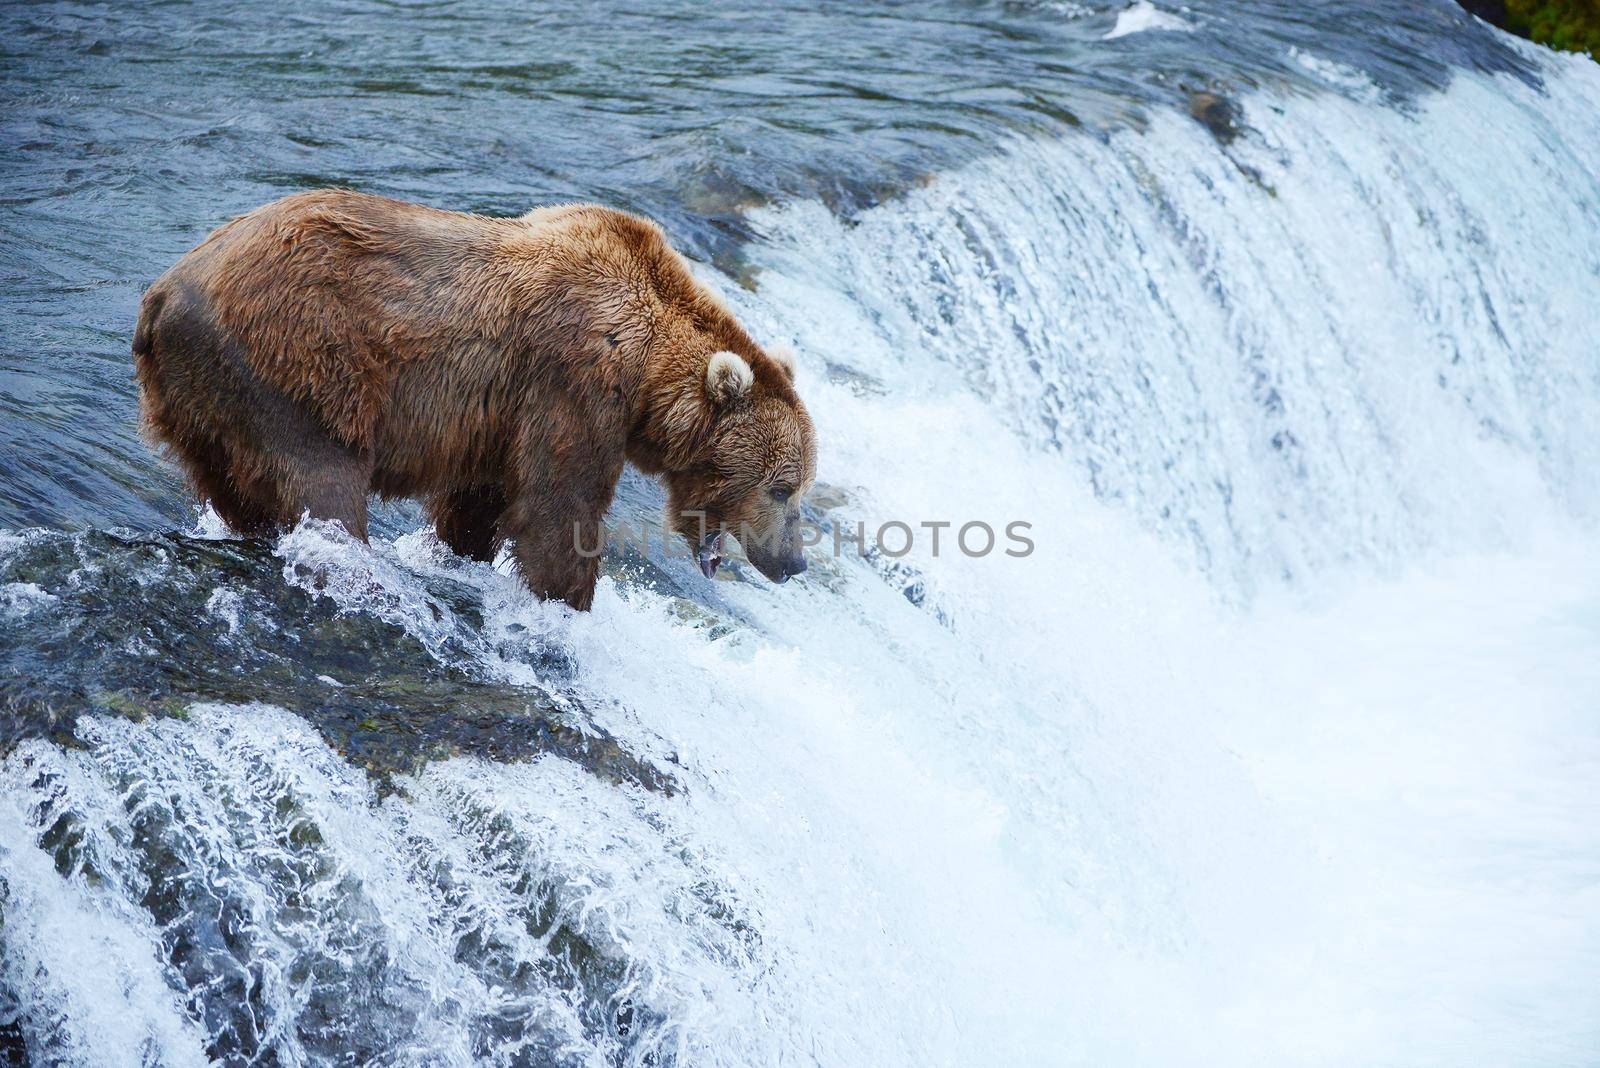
top-left (749, 50), bottom-right (1600, 591)
top-left (3, 13), bottom-right (1599, 1067)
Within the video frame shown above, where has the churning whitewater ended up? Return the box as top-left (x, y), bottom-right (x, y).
top-left (3, 26), bottom-right (1600, 1068)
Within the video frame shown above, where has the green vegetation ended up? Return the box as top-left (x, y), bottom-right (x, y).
top-left (1506, 0), bottom-right (1600, 56)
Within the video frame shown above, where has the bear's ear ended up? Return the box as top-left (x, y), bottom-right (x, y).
top-left (769, 344), bottom-right (797, 379)
top-left (706, 351), bottom-right (754, 408)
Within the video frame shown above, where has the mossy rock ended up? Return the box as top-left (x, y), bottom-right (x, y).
top-left (1465, 0), bottom-right (1600, 57)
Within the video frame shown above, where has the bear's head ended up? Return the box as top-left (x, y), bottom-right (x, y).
top-left (662, 346), bottom-right (816, 585)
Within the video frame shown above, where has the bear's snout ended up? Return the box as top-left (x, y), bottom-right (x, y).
top-left (748, 543), bottom-right (807, 585)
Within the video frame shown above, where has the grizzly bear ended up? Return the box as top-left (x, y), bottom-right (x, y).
top-left (133, 190), bottom-right (816, 610)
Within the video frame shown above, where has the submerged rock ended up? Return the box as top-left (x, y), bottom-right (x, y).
top-left (1187, 90), bottom-right (1241, 144)
top-left (0, 528), bottom-right (676, 794)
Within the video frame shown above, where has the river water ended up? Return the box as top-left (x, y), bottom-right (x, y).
top-left (2, 1), bottom-right (1598, 1065)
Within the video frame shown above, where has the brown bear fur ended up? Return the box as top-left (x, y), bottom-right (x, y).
top-left (133, 190), bottom-right (816, 609)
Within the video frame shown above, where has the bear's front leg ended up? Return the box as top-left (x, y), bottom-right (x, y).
top-left (502, 424), bottom-right (625, 611)
top-left (508, 509), bottom-right (606, 610)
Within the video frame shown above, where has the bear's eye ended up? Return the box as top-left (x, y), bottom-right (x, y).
top-left (768, 486), bottom-right (793, 503)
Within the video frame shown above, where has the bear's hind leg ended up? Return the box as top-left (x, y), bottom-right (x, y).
top-left (171, 432), bottom-right (283, 536)
top-left (430, 485), bottom-right (507, 562)
top-left (277, 445), bottom-right (373, 542)
top-left (139, 279), bottom-right (370, 540)
top-left (173, 432), bottom-right (369, 540)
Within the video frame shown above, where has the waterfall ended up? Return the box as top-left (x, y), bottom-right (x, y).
top-left (746, 48), bottom-right (1600, 592)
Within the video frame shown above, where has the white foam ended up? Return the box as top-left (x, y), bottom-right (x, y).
top-left (188, 501), bottom-right (234, 540)
top-left (0, 746), bottom-right (212, 1068)
top-left (1104, 1), bottom-right (1193, 39)
top-left (1289, 45), bottom-right (1385, 102)
top-left (1, 580), bottom-right (56, 619)
top-left (204, 586), bottom-right (242, 633)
